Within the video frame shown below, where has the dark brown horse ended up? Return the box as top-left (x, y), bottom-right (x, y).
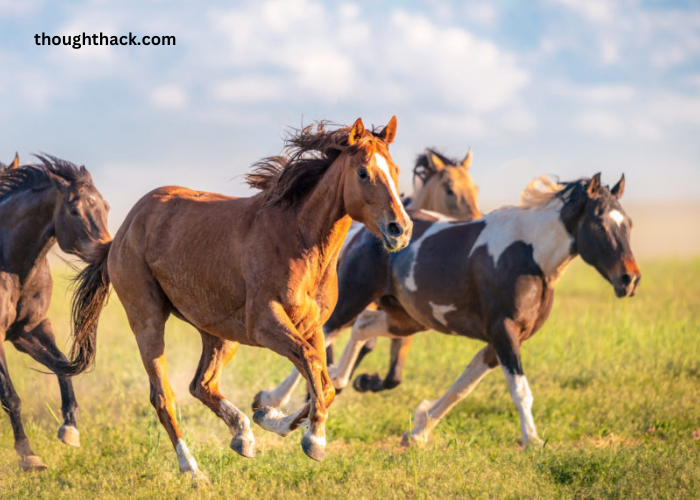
top-left (255, 148), bottom-right (482, 409)
top-left (0, 155), bottom-right (110, 470)
top-left (59, 118), bottom-right (411, 482)
top-left (325, 174), bottom-right (640, 446)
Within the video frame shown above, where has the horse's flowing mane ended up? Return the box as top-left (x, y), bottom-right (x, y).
top-left (413, 149), bottom-right (459, 187)
top-left (518, 175), bottom-right (589, 210)
top-left (246, 121), bottom-right (384, 207)
top-left (0, 154), bottom-right (92, 204)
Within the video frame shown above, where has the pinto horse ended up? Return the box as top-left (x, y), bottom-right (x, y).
top-left (255, 148), bottom-right (482, 409)
top-left (0, 155), bottom-right (110, 470)
top-left (325, 174), bottom-right (640, 447)
top-left (59, 118), bottom-right (411, 482)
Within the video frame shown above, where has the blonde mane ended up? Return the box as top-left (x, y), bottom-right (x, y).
top-left (518, 175), bottom-right (565, 210)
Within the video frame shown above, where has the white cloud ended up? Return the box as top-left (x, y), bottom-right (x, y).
top-left (633, 121), bottom-right (662, 140)
top-left (575, 111), bottom-right (623, 138)
top-left (211, 77), bottom-right (283, 102)
top-left (553, 82), bottom-right (636, 104)
top-left (550, 0), bottom-right (613, 22)
top-left (385, 10), bottom-right (529, 112)
top-left (464, 3), bottom-right (499, 26)
top-left (501, 108), bottom-right (537, 134)
top-left (600, 40), bottom-right (618, 65)
top-left (152, 85), bottom-right (188, 110)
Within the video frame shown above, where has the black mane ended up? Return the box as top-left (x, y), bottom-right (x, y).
top-left (0, 154), bottom-right (92, 203)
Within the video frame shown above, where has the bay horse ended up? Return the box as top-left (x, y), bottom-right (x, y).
top-left (59, 118), bottom-right (412, 482)
top-left (325, 174), bottom-right (640, 447)
top-left (255, 148), bottom-right (482, 409)
top-left (0, 155), bottom-right (110, 470)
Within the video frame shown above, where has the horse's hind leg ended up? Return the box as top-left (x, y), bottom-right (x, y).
top-left (403, 345), bottom-right (496, 447)
top-left (0, 342), bottom-right (46, 471)
top-left (354, 336), bottom-right (413, 393)
top-left (12, 318), bottom-right (80, 447)
top-left (113, 264), bottom-right (206, 483)
top-left (190, 331), bottom-right (255, 458)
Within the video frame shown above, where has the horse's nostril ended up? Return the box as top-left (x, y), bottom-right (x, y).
top-left (387, 222), bottom-right (403, 238)
top-left (621, 273), bottom-right (632, 286)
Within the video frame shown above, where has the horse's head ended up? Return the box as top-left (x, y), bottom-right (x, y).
top-left (50, 165), bottom-right (111, 259)
top-left (341, 116), bottom-right (412, 251)
top-left (563, 173), bottom-right (640, 298)
top-left (413, 149), bottom-right (481, 220)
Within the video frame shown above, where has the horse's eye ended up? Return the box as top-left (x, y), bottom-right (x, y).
top-left (69, 207), bottom-right (80, 216)
top-left (445, 185), bottom-right (455, 196)
top-left (358, 168), bottom-right (369, 180)
top-left (594, 222), bottom-right (604, 231)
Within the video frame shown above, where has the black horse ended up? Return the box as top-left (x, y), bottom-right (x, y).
top-left (0, 155), bottom-right (110, 470)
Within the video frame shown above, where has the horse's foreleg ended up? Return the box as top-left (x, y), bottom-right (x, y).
top-left (253, 304), bottom-right (334, 461)
top-left (403, 345), bottom-right (496, 447)
top-left (252, 323), bottom-right (343, 411)
top-left (190, 331), bottom-right (254, 458)
top-left (0, 342), bottom-right (46, 471)
top-left (492, 317), bottom-right (541, 447)
top-left (328, 309), bottom-right (393, 390)
top-left (12, 319), bottom-right (80, 447)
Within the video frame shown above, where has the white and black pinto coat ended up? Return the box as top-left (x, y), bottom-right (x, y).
top-left (326, 173), bottom-right (641, 446)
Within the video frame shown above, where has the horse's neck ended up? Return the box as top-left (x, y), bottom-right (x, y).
top-left (295, 161), bottom-right (352, 268)
top-left (0, 189), bottom-right (58, 278)
top-left (479, 203), bottom-right (576, 285)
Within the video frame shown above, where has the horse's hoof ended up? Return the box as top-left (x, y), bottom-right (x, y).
top-left (190, 470), bottom-right (211, 487)
top-left (401, 431), bottom-right (427, 448)
top-left (58, 425), bottom-right (81, 447)
top-left (353, 373), bottom-right (378, 392)
top-left (523, 436), bottom-right (544, 450)
top-left (301, 434), bottom-right (326, 462)
top-left (252, 406), bottom-right (271, 426)
top-left (19, 455), bottom-right (48, 471)
top-left (230, 435), bottom-right (255, 458)
top-left (252, 390), bottom-right (278, 412)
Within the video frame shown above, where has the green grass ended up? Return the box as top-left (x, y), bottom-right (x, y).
top-left (1, 258), bottom-right (699, 498)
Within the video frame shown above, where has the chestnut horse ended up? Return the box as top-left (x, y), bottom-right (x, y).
top-left (255, 148), bottom-right (482, 409)
top-left (326, 174), bottom-right (640, 447)
top-left (0, 155), bottom-right (110, 470)
top-left (59, 118), bottom-right (411, 482)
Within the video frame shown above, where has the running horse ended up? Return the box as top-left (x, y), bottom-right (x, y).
top-left (255, 148), bottom-right (482, 409)
top-left (325, 174), bottom-right (640, 447)
top-left (0, 155), bottom-right (110, 470)
top-left (59, 118), bottom-right (411, 482)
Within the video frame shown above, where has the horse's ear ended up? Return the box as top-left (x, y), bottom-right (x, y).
top-left (49, 173), bottom-right (70, 192)
top-left (587, 172), bottom-right (602, 198)
top-left (378, 115), bottom-right (397, 144)
top-left (427, 152), bottom-right (446, 172)
top-left (348, 118), bottom-right (365, 146)
top-left (611, 173), bottom-right (625, 199)
top-left (461, 148), bottom-right (473, 170)
top-left (10, 153), bottom-right (19, 169)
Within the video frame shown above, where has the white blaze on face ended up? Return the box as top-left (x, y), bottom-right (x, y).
top-left (374, 152), bottom-right (409, 221)
top-left (609, 209), bottom-right (625, 226)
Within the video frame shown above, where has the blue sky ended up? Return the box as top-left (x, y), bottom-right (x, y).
top-left (1, 0), bottom-right (699, 224)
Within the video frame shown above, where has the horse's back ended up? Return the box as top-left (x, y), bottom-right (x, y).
top-left (108, 186), bottom-right (259, 339)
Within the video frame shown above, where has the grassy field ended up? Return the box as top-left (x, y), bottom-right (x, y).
top-left (0, 258), bottom-right (698, 498)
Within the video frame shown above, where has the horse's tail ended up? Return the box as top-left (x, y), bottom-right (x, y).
top-left (58, 241), bottom-right (112, 376)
